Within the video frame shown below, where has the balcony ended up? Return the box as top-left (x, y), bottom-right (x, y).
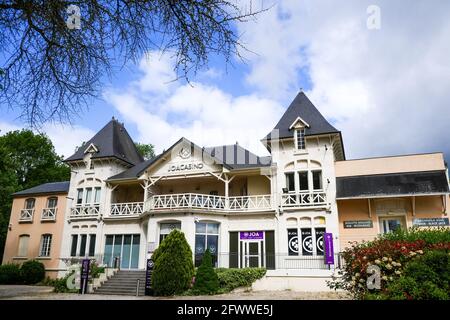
top-left (19, 209), bottom-right (34, 222)
top-left (281, 191), bottom-right (328, 209)
top-left (70, 205), bottom-right (100, 220)
top-left (110, 202), bottom-right (144, 217)
top-left (145, 193), bottom-right (273, 213)
top-left (41, 208), bottom-right (57, 221)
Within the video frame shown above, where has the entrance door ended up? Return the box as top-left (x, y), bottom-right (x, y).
top-left (243, 241), bottom-right (263, 268)
top-left (104, 234), bottom-right (140, 269)
top-left (379, 216), bottom-right (406, 234)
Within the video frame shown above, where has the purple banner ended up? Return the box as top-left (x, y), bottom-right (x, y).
top-left (240, 231), bottom-right (264, 240)
top-left (324, 233), bottom-right (334, 265)
top-left (80, 259), bottom-right (90, 294)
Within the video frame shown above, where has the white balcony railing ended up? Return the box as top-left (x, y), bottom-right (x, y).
top-left (70, 205), bottom-right (100, 218)
top-left (41, 208), bottom-right (57, 221)
top-left (146, 193), bottom-right (273, 212)
top-left (110, 202), bottom-right (143, 216)
top-left (281, 191), bottom-right (327, 208)
top-left (19, 209), bottom-right (34, 222)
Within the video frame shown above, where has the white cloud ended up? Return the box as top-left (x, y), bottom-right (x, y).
top-left (237, 0), bottom-right (450, 159)
top-left (105, 52), bottom-right (283, 155)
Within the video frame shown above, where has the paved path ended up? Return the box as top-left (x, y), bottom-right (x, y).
top-left (0, 285), bottom-right (350, 300)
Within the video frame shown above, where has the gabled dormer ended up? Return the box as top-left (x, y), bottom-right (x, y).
top-left (261, 92), bottom-right (345, 160)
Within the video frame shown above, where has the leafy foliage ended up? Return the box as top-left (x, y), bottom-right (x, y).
top-left (89, 263), bottom-right (105, 279)
top-left (0, 130), bottom-right (70, 263)
top-left (328, 228), bottom-right (450, 299)
top-left (134, 142), bottom-right (155, 160)
top-left (152, 229), bottom-right (195, 296)
top-left (367, 250), bottom-right (450, 300)
top-left (0, 1), bottom-right (266, 126)
top-left (20, 260), bottom-right (46, 284)
top-left (192, 249), bottom-right (220, 295)
top-left (215, 268), bottom-right (266, 293)
top-left (0, 263), bottom-right (21, 284)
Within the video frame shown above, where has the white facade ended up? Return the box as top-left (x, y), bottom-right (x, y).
top-left (58, 129), bottom-right (342, 279)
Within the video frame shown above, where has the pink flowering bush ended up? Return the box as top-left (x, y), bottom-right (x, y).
top-left (328, 227), bottom-right (450, 299)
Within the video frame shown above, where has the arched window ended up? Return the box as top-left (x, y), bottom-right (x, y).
top-left (24, 198), bottom-right (35, 209)
top-left (46, 197), bottom-right (58, 208)
top-left (39, 234), bottom-right (52, 257)
top-left (17, 234), bottom-right (30, 257)
top-left (159, 221), bottom-right (181, 243)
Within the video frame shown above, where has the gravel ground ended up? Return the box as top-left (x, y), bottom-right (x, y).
top-left (0, 285), bottom-right (350, 300)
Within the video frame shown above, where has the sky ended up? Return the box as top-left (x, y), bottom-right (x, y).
top-left (1, 0), bottom-right (450, 163)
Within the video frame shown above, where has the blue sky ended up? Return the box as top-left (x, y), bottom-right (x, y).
top-left (1, 0), bottom-right (450, 163)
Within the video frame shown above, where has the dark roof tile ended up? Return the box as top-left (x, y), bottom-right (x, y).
top-left (13, 181), bottom-right (70, 196)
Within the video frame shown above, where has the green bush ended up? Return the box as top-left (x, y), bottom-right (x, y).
top-left (0, 263), bottom-right (22, 284)
top-left (152, 229), bottom-right (195, 296)
top-left (381, 227), bottom-right (450, 244)
top-left (89, 263), bottom-right (105, 279)
top-left (215, 268), bottom-right (266, 293)
top-left (192, 249), bottom-right (219, 295)
top-left (20, 260), bottom-right (45, 284)
top-left (52, 271), bottom-right (79, 293)
top-left (380, 250), bottom-right (450, 300)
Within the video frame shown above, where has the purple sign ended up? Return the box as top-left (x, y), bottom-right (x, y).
top-left (240, 231), bottom-right (264, 240)
top-left (324, 233), bottom-right (334, 265)
top-left (80, 259), bottom-right (90, 294)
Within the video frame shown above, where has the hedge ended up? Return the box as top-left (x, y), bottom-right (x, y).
top-left (215, 268), bottom-right (266, 293)
top-left (20, 260), bottom-right (46, 284)
top-left (0, 263), bottom-right (21, 284)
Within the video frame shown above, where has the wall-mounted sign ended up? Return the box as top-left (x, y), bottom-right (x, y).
top-left (413, 218), bottom-right (449, 227)
top-left (179, 147), bottom-right (191, 159)
top-left (168, 162), bottom-right (204, 172)
top-left (145, 258), bottom-right (154, 296)
top-left (287, 229), bottom-right (298, 256)
top-left (240, 231), bottom-right (264, 240)
top-left (343, 220), bottom-right (374, 229)
top-left (79, 259), bottom-right (90, 294)
top-left (324, 233), bottom-right (334, 265)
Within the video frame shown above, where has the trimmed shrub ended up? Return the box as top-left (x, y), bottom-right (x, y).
top-left (216, 268), bottom-right (266, 293)
top-left (20, 260), bottom-right (45, 284)
top-left (0, 263), bottom-right (22, 284)
top-left (192, 249), bottom-right (219, 295)
top-left (152, 229), bottom-right (195, 296)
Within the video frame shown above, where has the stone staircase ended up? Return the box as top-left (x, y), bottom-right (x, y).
top-left (94, 270), bottom-right (146, 296)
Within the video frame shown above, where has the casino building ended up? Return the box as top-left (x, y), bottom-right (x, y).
top-left (3, 92), bottom-right (449, 290)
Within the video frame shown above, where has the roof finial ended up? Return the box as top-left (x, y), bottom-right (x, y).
top-left (300, 87), bottom-right (303, 93)
top-left (112, 116), bottom-right (115, 121)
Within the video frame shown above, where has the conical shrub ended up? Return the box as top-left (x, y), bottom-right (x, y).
top-left (193, 249), bottom-right (219, 295)
top-left (151, 229), bottom-right (194, 296)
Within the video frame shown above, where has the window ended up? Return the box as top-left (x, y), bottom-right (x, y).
top-left (287, 217), bottom-right (326, 256)
top-left (46, 197), bottom-right (58, 208)
top-left (84, 188), bottom-right (92, 204)
top-left (24, 198), bottom-right (35, 209)
top-left (285, 173), bottom-right (295, 192)
top-left (76, 189), bottom-right (83, 205)
top-left (70, 235), bottom-right (78, 257)
top-left (17, 235), bottom-right (30, 257)
top-left (296, 129), bottom-right (306, 150)
top-left (159, 222), bottom-right (181, 243)
top-left (94, 187), bottom-right (101, 204)
top-left (88, 234), bottom-right (96, 256)
top-left (79, 234), bottom-right (87, 256)
top-left (195, 222), bottom-right (219, 267)
top-left (312, 170), bottom-right (322, 190)
top-left (298, 172), bottom-right (309, 191)
top-left (39, 234), bottom-right (52, 257)
top-left (103, 234), bottom-right (140, 269)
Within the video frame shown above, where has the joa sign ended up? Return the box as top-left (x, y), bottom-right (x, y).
top-left (323, 233), bottom-right (334, 265)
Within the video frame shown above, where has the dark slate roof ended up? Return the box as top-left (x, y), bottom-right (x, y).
top-left (107, 158), bottom-right (157, 181)
top-left (205, 145), bottom-right (271, 169)
top-left (336, 171), bottom-right (450, 199)
top-left (64, 119), bottom-right (143, 165)
top-left (13, 181), bottom-right (70, 196)
top-left (264, 92), bottom-right (340, 140)
top-left (107, 142), bottom-right (272, 181)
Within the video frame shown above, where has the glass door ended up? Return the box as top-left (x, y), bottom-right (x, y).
top-left (103, 234), bottom-right (141, 269)
top-left (241, 240), bottom-right (264, 268)
top-left (379, 217), bottom-right (406, 234)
